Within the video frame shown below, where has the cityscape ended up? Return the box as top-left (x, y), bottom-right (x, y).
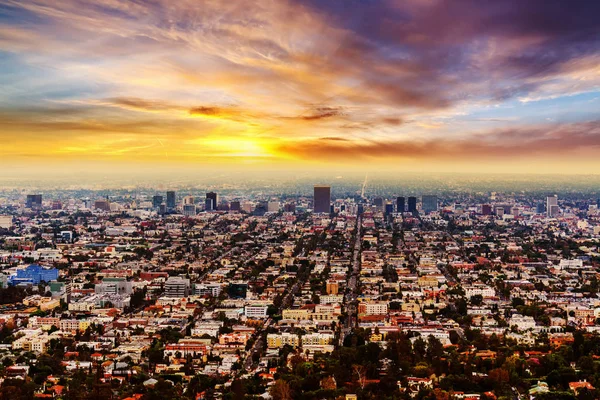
top-left (1, 184), bottom-right (600, 400)
top-left (2, 0), bottom-right (600, 400)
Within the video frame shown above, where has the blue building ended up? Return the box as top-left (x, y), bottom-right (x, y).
top-left (422, 195), bottom-right (438, 213)
top-left (10, 264), bottom-right (59, 285)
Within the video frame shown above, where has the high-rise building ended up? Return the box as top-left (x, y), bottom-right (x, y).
top-left (183, 196), bottom-right (195, 205)
top-left (536, 203), bottom-right (545, 214)
top-left (385, 203), bottom-right (394, 215)
top-left (152, 195), bottom-right (163, 208)
top-left (26, 194), bottom-right (42, 209)
top-left (242, 202), bottom-right (254, 213)
top-left (267, 201), bottom-right (280, 212)
top-left (230, 201), bottom-right (241, 212)
top-left (94, 200), bottom-right (111, 212)
top-left (205, 198), bottom-right (214, 212)
top-left (373, 197), bottom-right (384, 209)
top-left (407, 197), bottom-right (417, 213)
top-left (357, 204), bottom-right (364, 215)
top-left (182, 204), bottom-right (196, 217)
top-left (546, 195), bottom-right (558, 217)
top-left (313, 185), bottom-right (331, 213)
top-left (166, 191), bottom-right (176, 210)
top-left (481, 204), bottom-right (492, 215)
top-left (422, 195), bottom-right (438, 213)
top-left (254, 201), bottom-right (268, 215)
top-left (206, 192), bottom-right (218, 211)
top-left (397, 197), bottom-right (405, 213)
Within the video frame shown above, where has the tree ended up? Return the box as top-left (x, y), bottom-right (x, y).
top-left (470, 294), bottom-right (483, 306)
top-left (489, 368), bottom-right (510, 392)
top-left (269, 379), bottom-right (292, 400)
top-left (353, 364), bottom-right (368, 390)
top-left (230, 379), bottom-right (246, 400)
top-left (320, 376), bottom-right (336, 390)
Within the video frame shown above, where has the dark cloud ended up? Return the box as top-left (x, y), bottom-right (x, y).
top-left (188, 106), bottom-right (226, 116)
top-left (293, 0), bottom-right (600, 108)
top-left (381, 117), bottom-right (403, 126)
top-left (300, 107), bottom-right (344, 121)
top-left (108, 97), bottom-right (177, 111)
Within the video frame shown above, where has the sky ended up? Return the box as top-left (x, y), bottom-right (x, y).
top-left (1, 0), bottom-right (600, 177)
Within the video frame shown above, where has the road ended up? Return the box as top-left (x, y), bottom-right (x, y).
top-left (360, 174), bottom-right (368, 199)
top-left (340, 213), bottom-right (362, 345)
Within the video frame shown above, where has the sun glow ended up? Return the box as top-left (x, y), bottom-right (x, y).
top-left (199, 137), bottom-right (275, 158)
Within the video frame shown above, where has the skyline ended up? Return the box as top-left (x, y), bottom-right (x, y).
top-left (1, 0), bottom-right (600, 176)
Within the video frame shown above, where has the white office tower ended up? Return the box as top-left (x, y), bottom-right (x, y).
top-left (164, 277), bottom-right (191, 297)
top-left (547, 195), bottom-right (559, 217)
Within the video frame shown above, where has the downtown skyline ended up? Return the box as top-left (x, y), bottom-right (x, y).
top-left (1, 0), bottom-right (600, 177)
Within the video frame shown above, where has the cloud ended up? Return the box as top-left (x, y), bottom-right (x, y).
top-left (276, 121), bottom-right (600, 161)
top-left (296, 106), bottom-right (344, 121)
top-left (107, 97), bottom-right (178, 112)
top-left (0, 0), bottom-right (599, 172)
top-left (319, 136), bottom-right (350, 142)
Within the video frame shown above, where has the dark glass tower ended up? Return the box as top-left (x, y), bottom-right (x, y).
top-left (166, 191), bottom-right (176, 210)
top-left (397, 197), bottom-right (405, 213)
top-left (407, 197), bottom-right (417, 213)
top-left (314, 185), bottom-right (331, 213)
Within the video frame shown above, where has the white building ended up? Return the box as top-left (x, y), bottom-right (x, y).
top-left (547, 195), bottom-right (558, 217)
top-left (509, 314), bottom-right (536, 331)
top-left (464, 285), bottom-right (496, 299)
top-left (244, 305), bottom-right (269, 319)
top-left (195, 283), bottom-right (222, 297)
top-left (164, 277), bottom-right (191, 297)
top-left (95, 278), bottom-right (132, 295)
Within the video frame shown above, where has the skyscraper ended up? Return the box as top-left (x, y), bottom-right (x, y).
top-left (254, 200), bottom-right (268, 215)
top-left (166, 191), bottom-right (176, 210)
top-left (26, 194), bottom-right (42, 209)
top-left (182, 204), bottom-right (196, 217)
top-left (547, 195), bottom-right (558, 217)
top-left (152, 195), bottom-right (163, 208)
top-left (314, 185), bottom-right (331, 213)
top-left (397, 197), bottom-right (405, 213)
top-left (422, 195), bottom-right (438, 213)
top-left (536, 203), bottom-right (545, 214)
top-left (206, 192), bottom-right (218, 211)
top-left (385, 203), bottom-right (394, 215)
top-left (407, 197), bottom-right (417, 213)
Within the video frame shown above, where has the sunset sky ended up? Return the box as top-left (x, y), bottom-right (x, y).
top-left (1, 0), bottom-right (600, 176)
